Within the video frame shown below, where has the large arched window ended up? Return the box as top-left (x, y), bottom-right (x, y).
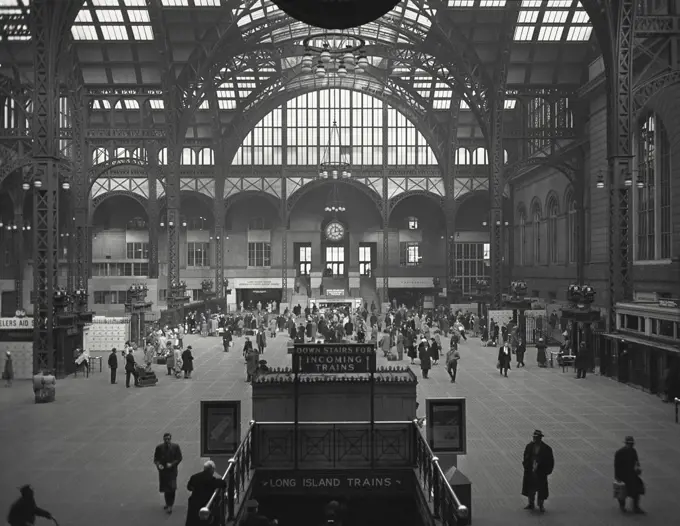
top-left (197, 148), bottom-right (214, 165)
top-left (567, 194), bottom-right (577, 263)
top-left (532, 203), bottom-right (542, 265)
top-left (472, 147), bottom-right (488, 165)
top-left (181, 148), bottom-right (196, 165)
top-left (92, 147), bottom-right (109, 165)
top-left (547, 196), bottom-right (559, 264)
top-left (455, 148), bottom-right (470, 165)
top-left (234, 89), bottom-right (437, 166)
top-left (635, 112), bottom-right (671, 261)
top-left (519, 208), bottom-right (527, 266)
top-left (158, 147), bottom-right (168, 165)
top-left (114, 147), bottom-right (128, 159)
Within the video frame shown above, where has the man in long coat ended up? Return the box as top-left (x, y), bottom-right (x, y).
top-left (521, 429), bottom-right (554, 512)
top-left (185, 460), bottom-right (227, 526)
top-left (154, 432), bottom-right (183, 514)
top-left (614, 436), bottom-right (645, 514)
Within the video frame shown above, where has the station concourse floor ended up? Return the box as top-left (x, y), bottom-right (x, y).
top-left (1, 331), bottom-right (679, 526)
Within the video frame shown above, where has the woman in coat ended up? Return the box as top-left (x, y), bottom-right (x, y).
top-left (165, 347), bottom-right (175, 376)
top-left (380, 332), bottom-right (392, 357)
top-left (396, 332), bottom-right (404, 361)
top-left (181, 346), bottom-right (194, 379)
top-left (406, 332), bottom-right (417, 364)
top-left (536, 338), bottom-right (548, 367)
top-left (3, 351), bottom-right (13, 387)
top-left (418, 339), bottom-right (431, 378)
top-left (429, 337), bottom-right (440, 366)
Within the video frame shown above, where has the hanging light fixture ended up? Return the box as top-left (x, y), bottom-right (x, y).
top-left (315, 61), bottom-right (326, 78)
top-left (624, 170), bottom-right (632, 187)
top-left (595, 169), bottom-right (605, 189)
top-left (22, 182), bottom-right (30, 191)
top-left (320, 43), bottom-right (331, 63)
top-left (635, 171), bottom-right (644, 189)
top-left (301, 32), bottom-right (366, 80)
top-left (337, 64), bottom-right (348, 78)
top-left (33, 179), bottom-right (42, 189)
top-left (62, 181), bottom-right (70, 190)
top-left (301, 48), bottom-right (313, 73)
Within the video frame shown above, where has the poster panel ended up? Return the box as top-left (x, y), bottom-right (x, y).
top-left (487, 309), bottom-right (514, 328)
top-left (201, 400), bottom-right (241, 456)
top-left (426, 398), bottom-right (467, 454)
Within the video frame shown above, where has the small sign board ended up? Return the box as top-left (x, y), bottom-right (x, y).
top-left (292, 343), bottom-right (376, 374)
top-left (426, 397), bottom-right (467, 454)
top-left (200, 400), bottom-right (241, 457)
top-left (256, 470), bottom-right (412, 494)
top-left (0, 317), bottom-right (33, 330)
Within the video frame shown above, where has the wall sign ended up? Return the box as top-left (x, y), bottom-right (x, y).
top-left (292, 343), bottom-right (376, 374)
top-left (0, 317), bottom-right (34, 330)
top-left (426, 397), bottom-right (467, 454)
top-left (232, 278), bottom-right (282, 289)
top-left (326, 289), bottom-right (345, 297)
top-left (200, 400), bottom-right (241, 457)
top-left (256, 470), bottom-right (412, 494)
top-left (388, 277), bottom-right (435, 289)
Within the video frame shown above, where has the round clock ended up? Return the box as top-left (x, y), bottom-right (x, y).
top-left (325, 221), bottom-right (345, 242)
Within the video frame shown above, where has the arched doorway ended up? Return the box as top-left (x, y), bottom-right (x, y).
top-left (388, 194), bottom-right (445, 308)
top-left (288, 182), bottom-right (382, 309)
top-left (225, 193), bottom-right (282, 310)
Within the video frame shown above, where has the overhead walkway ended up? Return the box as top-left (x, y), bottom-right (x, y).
top-left (200, 421), bottom-right (469, 526)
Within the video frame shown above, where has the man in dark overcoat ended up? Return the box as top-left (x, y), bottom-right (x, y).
top-left (521, 429), bottom-right (554, 512)
top-left (185, 460), bottom-right (226, 526)
top-left (575, 341), bottom-right (590, 379)
top-left (614, 436), bottom-right (645, 514)
top-left (154, 432), bottom-right (183, 514)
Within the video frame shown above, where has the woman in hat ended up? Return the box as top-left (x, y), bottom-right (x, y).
top-left (3, 351), bottom-right (13, 387)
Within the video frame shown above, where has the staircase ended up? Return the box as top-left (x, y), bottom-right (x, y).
top-left (360, 275), bottom-right (380, 311)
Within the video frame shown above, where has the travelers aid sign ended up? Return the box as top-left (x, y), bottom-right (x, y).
top-left (0, 317), bottom-right (34, 330)
top-left (292, 344), bottom-right (376, 374)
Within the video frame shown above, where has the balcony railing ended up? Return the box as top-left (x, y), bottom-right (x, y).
top-left (200, 420), bottom-right (468, 526)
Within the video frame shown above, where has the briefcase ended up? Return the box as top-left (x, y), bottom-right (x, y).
top-left (613, 480), bottom-right (626, 500)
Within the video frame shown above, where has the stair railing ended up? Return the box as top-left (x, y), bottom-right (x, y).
top-left (413, 420), bottom-right (469, 525)
top-left (200, 421), bottom-right (255, 524)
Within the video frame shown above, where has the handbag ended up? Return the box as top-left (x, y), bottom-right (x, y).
top-left (496, 361), bottom-right (501, 369)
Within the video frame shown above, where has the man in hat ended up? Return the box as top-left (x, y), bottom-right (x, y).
top-left (153, 432), bottom-right (183, 514)
top-left (7, 485), bottom-right (52, 526)
top-left (614, 436), bottom-right (645, 514)
top-left (521, 430), bottom-right (554, 512)
top-left (241, 499), bottom-right (278, 526)
top-left (185, 460), bottom-right (227, 526)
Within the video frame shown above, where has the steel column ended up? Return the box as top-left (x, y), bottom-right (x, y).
top-left (31, 0), bottom-right (69, 374)
top-left (381, 180), bottom-right (389, 307)
top-left (605, 0), bottom-right (637, 330)
top-left (214, 193), bottom-right (225, 298)
top-left (165, 145), bottom-right (181, 291)
top-left (147, 142), bottom-right (160, 279)
top-left (575, 178), bottom-right (587, 286)
top-left (281, 177), bottom-right (288, 304)
top-left (13, 208), bottom-right (24, 310)
top-left (73, 206), bottom-right (89, 293)
top-left (489, 101), bottom-right (505, 309)
top-left (65, 194), bottom-right (74, 293)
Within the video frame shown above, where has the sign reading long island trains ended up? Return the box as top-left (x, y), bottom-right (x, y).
top-left (292, 343), bottom-right (376, 374)
top-left (257, 470), bottom-right (411, 494)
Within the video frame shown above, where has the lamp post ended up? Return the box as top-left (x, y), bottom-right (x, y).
top-left (125, 282), bottom-right (152, 346)
top-left (563, 284), bottom-right (599, 371)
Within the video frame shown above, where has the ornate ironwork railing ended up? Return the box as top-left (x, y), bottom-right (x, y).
top-left (200, 422), bottom-right (255, 526)
top-left (414, 419), bottom-right (469, 526)
top-left (199, 420), bottom-right (468, 525)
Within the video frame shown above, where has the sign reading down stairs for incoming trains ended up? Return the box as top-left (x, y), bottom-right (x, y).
top-left (271, 0), bottom-right (401, 29)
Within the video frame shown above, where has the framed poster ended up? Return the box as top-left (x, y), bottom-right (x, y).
top-left (426, 398), bottom-right (467, 454)
top-left (201, 400), bottom-right (241, 456)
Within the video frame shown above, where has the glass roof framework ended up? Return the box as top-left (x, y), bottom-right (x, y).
top-left (0, 0), bottom-right (30, 42)
top-left (71, 0), bottom-right (155, 42)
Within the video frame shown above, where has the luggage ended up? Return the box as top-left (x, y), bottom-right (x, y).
top-left (135, 365), bottom-right (158, 387)
top-left (613, 480), bottom-right (626, 500)
top-left (33, 374), bottom-right (56, 403)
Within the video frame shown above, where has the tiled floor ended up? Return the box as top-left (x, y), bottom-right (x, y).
top-left (0, 331), bottom-right (678, 526)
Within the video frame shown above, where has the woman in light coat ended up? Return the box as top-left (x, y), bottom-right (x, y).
top-left (3, 351), bottom-right (13, 387)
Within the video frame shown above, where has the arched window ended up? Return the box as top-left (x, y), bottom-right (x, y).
top-left (3, 98), bottom-right (17, 129)
top-left (547, 197), bottom-right (559, 264)
top-left (92, 147), bottom-right (109, 165)
top-left (472, 147), bottom-right (488, 165)
top-left (454, 148), bottom-right (470, 165)
top-left (635, 112), bottom-right (671, 261)
top-left (519, 208), bottom-right (527, 266)
top-left (114, 147), bottom-right (128, 159)
top-left (504, 149), bottom-right (509, 164)
top-left (181, 148), bottom-right (196, 165)
top-left (532, 203), bottom-right (542, 265)
top-left (567, 195), bottom-right (577, 263)
top-left (197, 148), bottom-right (214, 165)
top-left (131, 148), bottom-right (146, 161)
top-left (158, 147), bottom-right (168, 165)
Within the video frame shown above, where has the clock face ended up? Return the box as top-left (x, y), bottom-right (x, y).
top-left (325, 221), bottom-right (345, 242)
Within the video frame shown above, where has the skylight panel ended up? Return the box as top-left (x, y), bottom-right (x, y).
top-left (127, 9), bottom-right (150, 22)
top-left (547, 0), bottom-right (573, 7)
top-left (71, 25), bottom-right (98, 40)
top-left (131, 25), bottom-right (154, 40)
top-left (504, 99), bottom-right (517, 109)
top-left (161, 0), bottom-right (189, 6)
top-left (433, 99), bottom-right (451, 110)
top-left (480, 0), bottom-right (506, 6)
top-left (92, 100), bottom-right (112, 110)
top-left (566, 25), bottom-right (591, 41)
top-left (75, 11), bottom-right (93, 23)
top-left (96, 9), bottom-right (124, 23)
top-left (149, 99), bottom-right (164, 110)
top-left (514, 26), bottom-right (534, 41)
top-left (537, 25), bottom-right (563, 41)
top-left (521, 0), bottom-right (542, 7)
top-left (448, 0), bottom-right (474, 6)
top-left (218, 100), bottom-right (236, 110)
top-left (198, 100), bottom-right (210, 110)
top-left (518, 10), bottom-right (539, 23)
top-left (194, 0), bottom-right (221, 5)
top-left (572, 10), bottom-right (589, 23)
top-left (543, 10), bottom-right (569, 23)
top-left (460, 100), bottom-right (470, 110)
top-left (92, 0), bottom-right (120, 5)
top-left (124, 0), bottom-right (148, 6)
top-left (123, 99), bottom-right (139, 110)
top-left (100, 25), bottom-right (128, 40)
